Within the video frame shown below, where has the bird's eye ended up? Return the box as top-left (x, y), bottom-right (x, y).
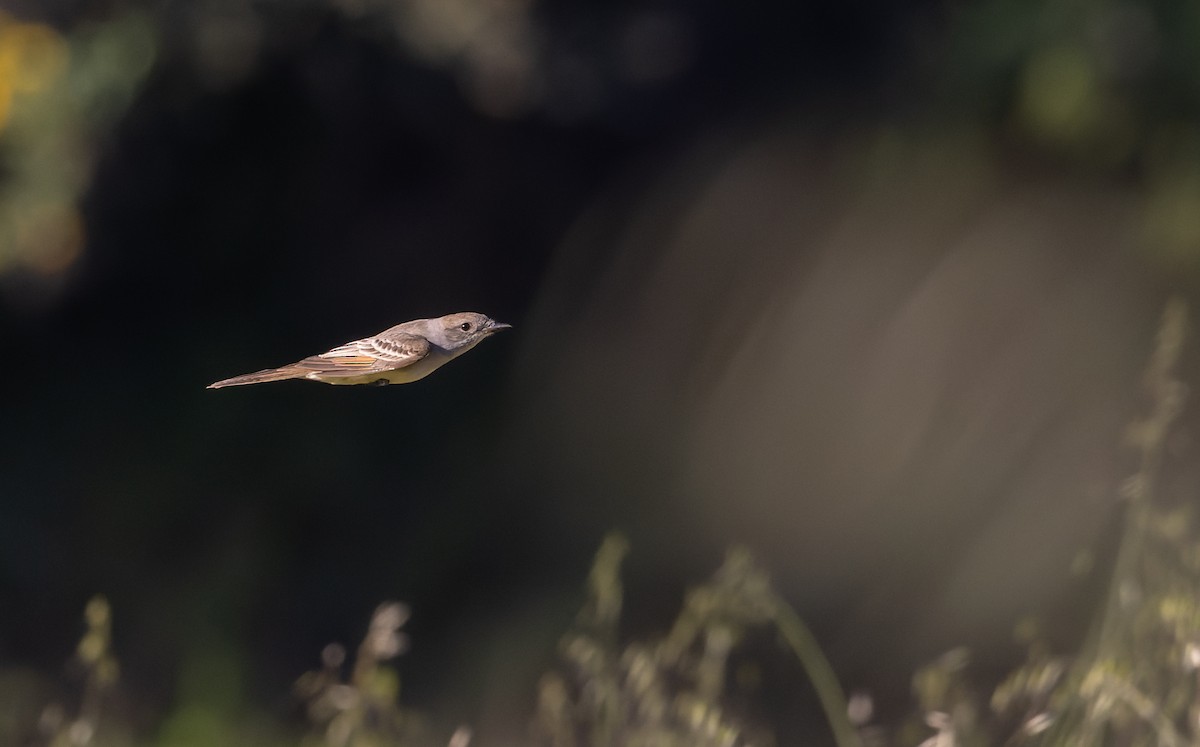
top-left (460, 322), bottom-right (472, 331)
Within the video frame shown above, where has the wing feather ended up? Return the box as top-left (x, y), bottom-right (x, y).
top-left (291, 332), bottom-right (430, 377)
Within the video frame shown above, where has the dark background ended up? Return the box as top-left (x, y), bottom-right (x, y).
top-left (2, 0), bottom-right (1200, 743)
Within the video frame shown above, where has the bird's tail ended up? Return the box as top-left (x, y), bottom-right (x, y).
top-left (207, 367), bottom-right (305, 389)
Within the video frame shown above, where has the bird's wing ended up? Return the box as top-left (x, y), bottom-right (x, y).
top-left (289, 332), bottom-right (431, 377)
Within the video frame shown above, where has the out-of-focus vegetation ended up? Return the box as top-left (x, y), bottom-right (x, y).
top-left (294, 601), bottom-right (436, 747)
top-left (943, 0), bottom-right (1200, 273)
top-left (0, 9), bottom-right (154, 280)
top-left (3, 0), bottom-right (1200, 745)
top-left (35, 596), bottom-right (122, 747)
top-left (12, 297), bottom-right (1200, 745)
top-left (534, 534), bottom-right (853, 747)
top-left (904, 300), bottom-right (1200, 747)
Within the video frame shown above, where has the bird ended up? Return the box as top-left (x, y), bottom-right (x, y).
top-left (207, 312), bottom-right (511, 389)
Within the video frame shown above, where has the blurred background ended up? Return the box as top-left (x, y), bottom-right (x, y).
top-left (2, 0), bottom-right (1200, 744)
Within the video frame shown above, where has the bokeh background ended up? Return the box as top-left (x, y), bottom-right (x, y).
top-left (2, 0), bottom-right (1200, 743)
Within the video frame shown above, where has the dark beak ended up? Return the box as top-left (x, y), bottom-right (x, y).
top-left (488, 320), bottom-right (513, 333)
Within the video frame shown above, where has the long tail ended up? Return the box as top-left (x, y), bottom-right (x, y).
top-left (207, 367), bottom-right (306, 389)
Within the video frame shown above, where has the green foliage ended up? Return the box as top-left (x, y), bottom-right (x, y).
top-left (942, 0), bottom-right (1200, 269)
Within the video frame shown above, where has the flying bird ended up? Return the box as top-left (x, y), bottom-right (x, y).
top-left (208, 312), bottom-right (511, 389)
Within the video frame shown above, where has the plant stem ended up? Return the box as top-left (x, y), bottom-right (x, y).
top-left (771, 595), bottom-right (862, 747)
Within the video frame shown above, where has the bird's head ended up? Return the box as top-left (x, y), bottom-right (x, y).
top-left (434, 312), bottom-right (512, 351)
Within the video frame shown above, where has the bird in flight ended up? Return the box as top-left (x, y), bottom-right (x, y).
top-left (208, 312), bottom-right (511, 389)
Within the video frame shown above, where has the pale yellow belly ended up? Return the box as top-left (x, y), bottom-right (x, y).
top-left (305, 350), bottom-right (454, 385)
